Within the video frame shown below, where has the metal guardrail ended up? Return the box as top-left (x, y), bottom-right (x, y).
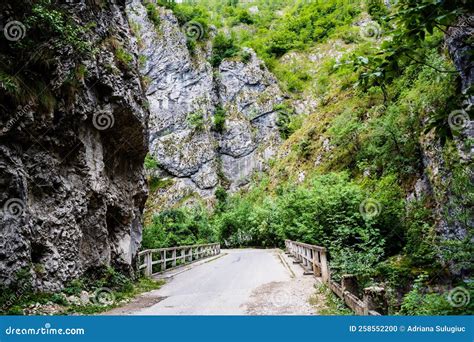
top-left (285, 239), bottom-right (381, 316)
top-left (138, 243), bottom-right (220, 276)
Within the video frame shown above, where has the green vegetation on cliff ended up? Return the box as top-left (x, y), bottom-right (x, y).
top-left (144, 0), bottom-right (473, 315)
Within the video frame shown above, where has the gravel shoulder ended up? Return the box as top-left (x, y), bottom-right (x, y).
top-left (245, 251), bottom-right (327, 315)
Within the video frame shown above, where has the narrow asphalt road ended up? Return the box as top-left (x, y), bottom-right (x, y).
top-left (135, 249), bottom-right (291, 315)
top-left (106, 248), bottom-right (322, 315)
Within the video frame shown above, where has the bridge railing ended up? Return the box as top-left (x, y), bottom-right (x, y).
top-left (138, 243), bottom-right (220, 276)
top-left (285, 239), bottom-right (381, 316)
top-left (284, 239), bottom-right (329, 282)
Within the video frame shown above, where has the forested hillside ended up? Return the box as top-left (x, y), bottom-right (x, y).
top-left (141, 0), bottom-right (473, 315)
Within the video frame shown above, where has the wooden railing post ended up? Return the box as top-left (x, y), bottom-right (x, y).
top-left (311, 248), bottom-right (318, 276)
top-left (161, 250), bottom-right (166, 271)
top-left (363, 286), bottom-right (387, 315)
top-left (172, 248), bottom-right (177, 267)
top-left (145, 251), bottom-right (152, 277)
top-left (320, 248), bottom-right (329, 283)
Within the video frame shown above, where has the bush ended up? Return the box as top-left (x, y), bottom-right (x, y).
top-left (210, 33), bottom-right (240, 67)
top-left (115, 48), bottom-right (133, 69)
top-left (399, 274), bottom-right (463, 315)
top-left (403, 199), bottom-right (438, 267)
top-left (212, 105), bottom-right (226, 132)
top-left (187, 39), bottom-right (197, 55)
top-left (215, 195), bottom-right (279, 248)
top-left (240, 50), bottom-right (252, 64)
top-left (275, 104), bottom-right (303, 139)
top-left (145, 2), bottom-right (161, 28)
top-left (366, 0), bottom-right (388, 23)
top-left (236, 9), bottom-right (254, 25)
top-left (142, 208), bottom-right (216, 249)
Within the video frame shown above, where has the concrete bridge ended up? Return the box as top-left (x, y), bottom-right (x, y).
top-left (106, 241), bottom-right (382, 315)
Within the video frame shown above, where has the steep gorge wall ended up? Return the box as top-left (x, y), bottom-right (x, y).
top-left (0, 0), bottom-right (285, 291)
top-left (0, 1), bottom-right (149, 291)
top-left (419, 14), bottom-right (473, 246)
top-left (127, 1), bottom-right (284, 210)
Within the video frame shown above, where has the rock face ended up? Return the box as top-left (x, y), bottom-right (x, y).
top-left (446, 14), bottom-right (474, 96)
top-left (127, 1), bottom-right (283, 209)
top-left (0, 2), bottom-right (149, 291)
top-left (416, 14), bottom-right (474, 267)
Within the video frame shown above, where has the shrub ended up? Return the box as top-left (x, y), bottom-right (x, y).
top-left (275, 104), bottom-right (302, 139)
top-left (145, 2), bottom-right (161, 28)
top-left (115, 48), bottom-right (134, 69)
top-left (212, 105), bottom-right (226, 132)
top-left (399, 275), bottom-right (454, 315)
top-left (403, 199), bottom-right (438, 267)
top-left (215, 195), bottom-right (279, 248)
top-left (214, 186), bottom-right (228, 212)
top-left (187, 111), bottom-right (205, 130)
top-left (142, 208), bottom-right (216, 249)
top-left (210, 33), bottom-right (240, 67)
top-left (236, 9), bottom-right (254, 25)
top-left (366, 0), bottom-right (389, 23)
top-left (240, 50), bottom-right (252, 64)
top-left (144, 153), bottom-right (159, 170)
top-left (187, 39), bottom-right (197, 55)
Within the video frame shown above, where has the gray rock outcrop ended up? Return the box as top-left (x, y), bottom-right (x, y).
top-left (417, 14), bottom-right (473, 275)
top-left (127, 1), bottom-right (283, 209)
top-left (0, 1), bottom-right (149, 291)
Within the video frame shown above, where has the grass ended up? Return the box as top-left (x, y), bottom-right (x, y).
top-left (311, 284), bottom-right (352, 315)
top-left (1, 271), bottom-right (164, 315)
top-left (149, 176), bottom-right (174, 192)
top-left (65, 277), bottom-right (165, 315)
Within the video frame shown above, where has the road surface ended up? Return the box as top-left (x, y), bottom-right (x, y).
top-left (108, 249), bottom-right (323, 315)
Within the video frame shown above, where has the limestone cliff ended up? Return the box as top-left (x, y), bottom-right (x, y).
top-left (127, 1), bottom-right (284, 210)
top-left (419, 14), bottom-right (473, 246)
top-left (0, 1), bottom-right (149, 291)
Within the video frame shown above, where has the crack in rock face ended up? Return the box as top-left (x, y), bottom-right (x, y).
top-left (126, 0), bottom-right (284, 209)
